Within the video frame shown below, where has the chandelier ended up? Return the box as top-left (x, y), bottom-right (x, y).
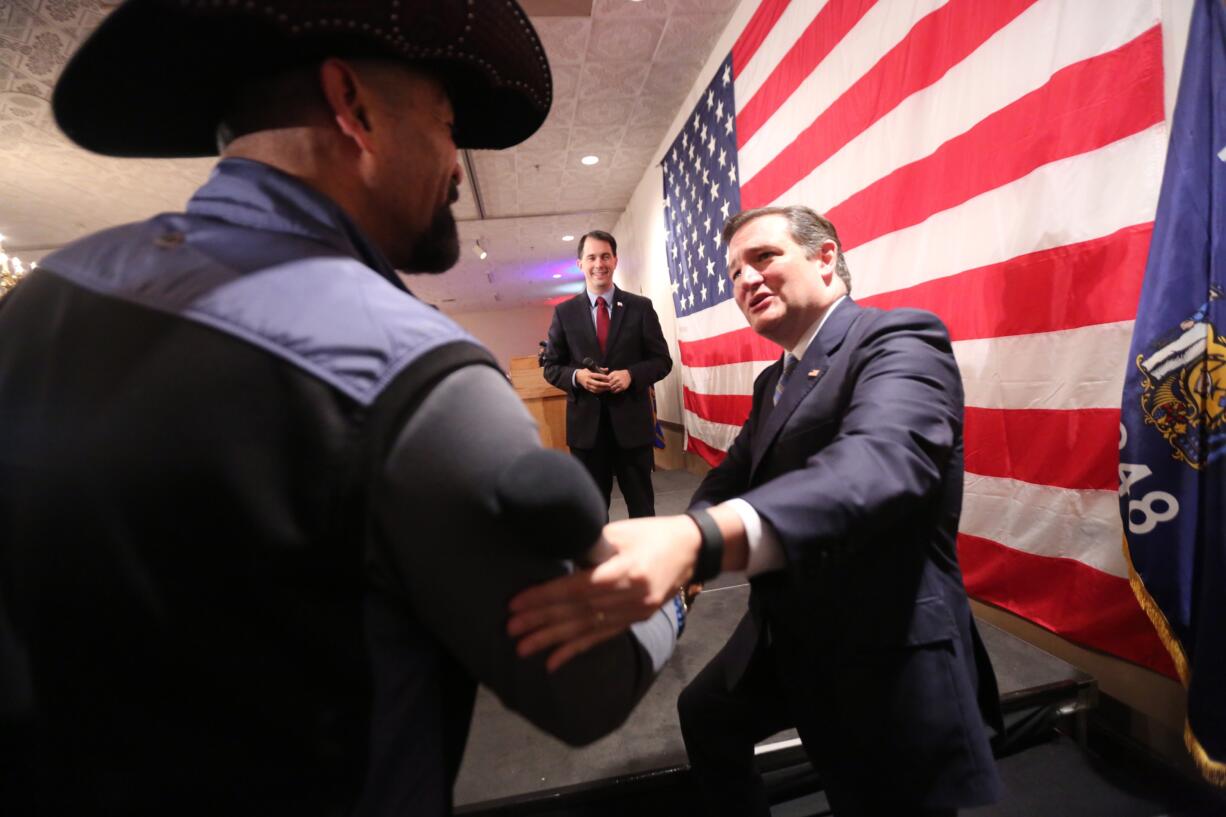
top-left (0, 234), bottom-right (33, 299)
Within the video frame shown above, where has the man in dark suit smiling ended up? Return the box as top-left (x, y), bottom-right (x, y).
top-left (543, 231), bottom-right (672, 518)
top-left (512, 206), bottom-right (1002, 816)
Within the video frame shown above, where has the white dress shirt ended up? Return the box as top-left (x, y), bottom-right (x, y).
top-left (725, 295), bottom-right (847, 576)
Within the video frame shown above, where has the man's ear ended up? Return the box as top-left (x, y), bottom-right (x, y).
top-left (319, 58), bottom-right (376, 153)
top-left (817, 239), bottom-right (838, 283)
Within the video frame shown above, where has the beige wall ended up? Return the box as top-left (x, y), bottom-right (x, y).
top-left (450, 304), bottom-right (556, 372)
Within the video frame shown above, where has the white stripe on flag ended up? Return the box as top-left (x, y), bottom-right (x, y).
top-left (684, 409), bottom-right (743, 454)
top-left (961, 474), bottom-right (1126, 578)
top-left (733, 0), bottom-right (828, 106)
top-left (737, 0), bottom-right (949, 186)
top-left (846, 125), bottom-right (1166, 298)
top-left (683, 359), bottom-right (775, 395)
top-left (676, 298), bottom-right (748, 345)
top-left (777, 0), bottom-right (1159, 212)
top-left (953, 321), bottom-right (1135, 411)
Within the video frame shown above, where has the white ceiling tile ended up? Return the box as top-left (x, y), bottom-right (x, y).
top-left (620, 120), bottom-right (671, 150)
top-left (469, 151), bottom-right (517, 181)
top-left (551, 62), bottom-right (581, 98)
top-left (610, 146), bottom-right (658, 172)
top-left (514, 149), bottom-right (568, 173)
top-left (567, 123), bottom-right (625, 155)
top-left (669, 0), bottom-right (741, 14)
top-left (641, 59), bottom-right (698, 102)
top-left (452, 198), bottom-right (481, 222)
top-left (480, 192), bottom-right (520, 217)
top-left (628, 95), bottom-right (680, 132)
top-left (586, 17), bottom-right (666, 63)
top-left (519, 189), bottom-right (573, 213)
top-left (655, 14), bottom-right (728, 63)
top-left (576, 61), bottom-right (651, 98)
top-left (533, 17), bottom-right (592, 64)
top-left (572, 99), bottom-right (634, 129)
top-left (518, 169), bottom-right (566, 192)
top-left (541, 96), bottom-right (577, 128)
top-left (596, 0), bottom-right (740, 14)
top-left (516, 123), bottom-right (570, 153)
top-left (591, 0), bottom-right (669, 18)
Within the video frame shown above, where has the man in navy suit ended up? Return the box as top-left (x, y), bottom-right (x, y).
top-left (543, 231), bottom-right (672, 517)
top-left (510, 206), bottom-right (1002, 816)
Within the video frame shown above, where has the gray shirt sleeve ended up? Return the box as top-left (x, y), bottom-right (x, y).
top-left (371, 363), bottom-right (662, 745)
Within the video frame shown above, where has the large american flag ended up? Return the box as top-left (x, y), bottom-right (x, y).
top-left (662, 0), bottom-right (1176, 676)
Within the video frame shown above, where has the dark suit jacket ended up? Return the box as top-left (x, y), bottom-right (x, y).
top-left (543, 288), bottom-right (672, 449)
top-left (691, 299), bottom-right (1002, 809)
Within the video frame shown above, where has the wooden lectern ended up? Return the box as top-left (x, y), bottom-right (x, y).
top-left (508, 355), bottom-right (568, 451)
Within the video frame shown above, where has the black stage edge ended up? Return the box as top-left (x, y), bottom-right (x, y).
top-left (454, 593), bottom-right (1098, 815)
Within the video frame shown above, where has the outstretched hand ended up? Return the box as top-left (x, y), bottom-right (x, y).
top-left (507, 514), bottom-right (701, 672)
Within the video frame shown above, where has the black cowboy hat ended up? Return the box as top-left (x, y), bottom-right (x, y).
top-left (52, 0), bottom-right (552, 156)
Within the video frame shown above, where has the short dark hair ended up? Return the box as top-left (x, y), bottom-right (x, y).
top-left (215, 65), bottom-right (327, 151)
top-left (577, 230), bottom-right (617, 259)
top-left (721, 205), bottom-right (852, 294)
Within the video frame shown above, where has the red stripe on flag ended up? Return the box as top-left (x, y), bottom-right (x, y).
top-left (738, 0), bottom-right (1037, 207)
top-left (964, 407), bottom-right (1119, 490)
top-left (958, 533), bottom-right (1177, 677)
top-left (678, 326), bottom-right (782, 368)
top-left (684, 387), bottom-right (754, 429)
top-left (687, 433), bottom-right (729, 467)
top-left (731, 0), bottom-right (790, 78)
top-left (831, 27), bottom-right (1164, 250)
top-left (736, 0), bottom-right (878, 147)
top-left (857, 224), bottom-right (1154, 341)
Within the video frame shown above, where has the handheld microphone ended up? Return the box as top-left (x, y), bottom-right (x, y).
top-left (495, 449), bottom-right (606, 561)
top-left (580, 357), bottom-right (607, 373)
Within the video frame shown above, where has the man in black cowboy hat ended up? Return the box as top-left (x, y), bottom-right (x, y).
top-left (0, 2), bottom-right (681, 815)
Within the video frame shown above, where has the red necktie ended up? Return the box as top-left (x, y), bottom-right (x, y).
top-left (596, 296), bottom-right (610, 354)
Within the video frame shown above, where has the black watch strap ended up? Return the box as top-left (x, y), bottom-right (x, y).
top-left (685, 508), bottom-right (724, 583)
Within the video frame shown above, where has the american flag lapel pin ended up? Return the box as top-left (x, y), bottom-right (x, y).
top-left (617, 301), bottom-right (624, 307)
top-left (808, 369), bottom-right (821, 378)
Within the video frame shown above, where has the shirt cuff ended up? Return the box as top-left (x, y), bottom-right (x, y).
top-left (723, 498), bottom-right (786, 577)
top-left (630, 602), bottom-right (678, 673)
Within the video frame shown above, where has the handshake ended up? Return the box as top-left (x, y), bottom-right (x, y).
top-left (497, 449), bottom-right (741, 672)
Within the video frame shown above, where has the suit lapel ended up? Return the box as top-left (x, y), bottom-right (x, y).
top-left (602, 287), bottom-right (626, 363)
top-left (570, 292), bottom-right (601, 360)
top-left (749, 299), bottom-right (861, 477)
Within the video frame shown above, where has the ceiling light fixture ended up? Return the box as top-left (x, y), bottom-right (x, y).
top-left (562, 234), bottom-right (574, 241)
top-left (580, 155), bottom-right (599, 166)
top-left (473, 239), bottom-right (487, 260)
top-left (0, 234), bottom-right (31, 300)
top-left (552, 273), bottom-right (562, 279)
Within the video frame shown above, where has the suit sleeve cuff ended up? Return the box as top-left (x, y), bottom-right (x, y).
top-left (629, 602), bottom-right (679, 673)
top-left (723, 498), bottom-right (786, 577)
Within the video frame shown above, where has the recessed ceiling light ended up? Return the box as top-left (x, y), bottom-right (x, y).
top-left (562, 234), bottom-right (574, 241)
top-left (580, 155), bottom-right (599, 166)
top-left (552, 273), bottom-right (562, 279)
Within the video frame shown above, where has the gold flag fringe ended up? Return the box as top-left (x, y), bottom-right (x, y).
top-left (1122, 534), bottom-right (1226, 787)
